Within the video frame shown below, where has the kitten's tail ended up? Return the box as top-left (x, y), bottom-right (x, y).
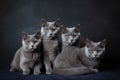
top-left (53, 67), bottom-right (98, 76)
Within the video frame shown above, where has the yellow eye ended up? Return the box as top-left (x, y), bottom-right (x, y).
top-left (45, 28), bottom-right (48, 32)
top-left (91, 48), bottom-right (94, 51)
top-left (27, 40), bottom-right (30, 43)
top-left (73, 35), bottom-right (77, 37)
top-left (65, 34), bottom-right (69, 36)
top-left (52, 28), bottom-right (56, 31)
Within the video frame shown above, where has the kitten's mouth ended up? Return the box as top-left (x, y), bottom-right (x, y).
top-left (92, 57), bottom-right (100, 61)
top-left (48, 36), bottom-right (53, 39)
top-left (68, 43), bottom-right (73, 46)
top-left (48, 36), bottom-right (56, 40)
top-left (27, 47), bottom-right (35, 51)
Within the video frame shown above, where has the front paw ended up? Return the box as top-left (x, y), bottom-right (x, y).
top-left (34, 70), bottom-right (41, 75)
top-left (46, 69), bottom-right (52, 74)
top-left (10, 68), bottom-right (16, 72)
top-left (92, 69), bottom-right (98, 73)
top-left (22, 69), bottom-right (30, 75)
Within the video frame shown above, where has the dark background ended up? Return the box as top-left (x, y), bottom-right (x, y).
top-left (0, 0), bottom-right (120, 64)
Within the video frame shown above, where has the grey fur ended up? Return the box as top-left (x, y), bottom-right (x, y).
top-left (43, 39), bottom-right (59, 74)
top-left (53, 45), bottom-right (98, 75)
top-left (41, 18), bottom-right (60, 74)
top-left (10, 31), bottom-right (42, 75)
top-left (53, 26), bottom-right (106, 75)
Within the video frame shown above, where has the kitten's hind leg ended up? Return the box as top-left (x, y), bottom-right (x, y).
top-left (33, 63), bottom-right (42, 75)
top-left (10, 67), bottom-right (18, 72)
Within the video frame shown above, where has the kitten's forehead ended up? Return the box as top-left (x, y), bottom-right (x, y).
top-left (65, 27), bottom-right (80, 35)
top-left (27, 34), bottom-right (34, 40)
top-left (92, 42), bottom-right (100, 47)
top-left (47, 22), bottom-right (55, 28)
top-left (66, 27), bottom-right (75, 34)
top-left (90, 42), bottom-right (104, 49)
top-left (66, 27), bottom-right (75, 31)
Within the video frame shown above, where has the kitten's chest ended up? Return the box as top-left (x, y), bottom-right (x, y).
top-left (23, 53), bottom-right (40, 62)
top-left (62, 46), bottom-right (81, 61)
top-left (43, 39), bottom-right (58, 51)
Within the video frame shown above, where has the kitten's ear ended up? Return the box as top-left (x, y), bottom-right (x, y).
top-left (35, 30), bottom-right (41, 39)
top-left (86, 38), bottom-right (92, 47)
top-left (74, 24), bottom-right (80, 33)
top-left (41, 18), bottom-right (47, 27)
top-left (22, 31), bottom-right (28, 40)
top-left (55, 18), bottom-right (60, 27)
top-left (61, 25), bottom-right (67, 33)
top-left (100, 39), bottom-right (106, 48)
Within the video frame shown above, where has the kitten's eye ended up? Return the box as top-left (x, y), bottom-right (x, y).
top-left (33, 39), bottom-right (38, 43)
top-left (27, 40), bottom-right (30, 43)
top-left (45, 28), bottom-right (49, 32)
top-left (73, 34), bottom-right (77, 37)
top-left (65, 34), bottom-right (69, 37)
top-left (97, 49), bottom-right (101, 52)
top-left (90, 48), bottom-right (94, 51)
top-left (33, 41), bottom-right (37, 43)
top-left (52, 28), bottom-right (56, 31)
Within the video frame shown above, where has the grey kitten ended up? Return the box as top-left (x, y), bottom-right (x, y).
top-left (10, 31), bottom-right (42, 75)
top-left (61, 24), bottom-right (86, 48)
top-left (41, 18), bottom-right (61, 74)
top-left (53, 25), bottom-right (106, 75)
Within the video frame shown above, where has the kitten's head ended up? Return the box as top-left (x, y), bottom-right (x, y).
top-left (85, 39), bottom-right (106, 60)
top-left (61, 24), bottom-right (81, 46)
top-left (41, 18), bottom-right (60, 39)
top-left (22, 31), bottom-right (41, 52)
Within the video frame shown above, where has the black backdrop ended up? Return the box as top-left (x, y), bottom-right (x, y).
top-left (0, 0), bottom-right (120, 64)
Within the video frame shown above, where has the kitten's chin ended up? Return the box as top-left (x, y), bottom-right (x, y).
top-left (25, 47), bottom-right (35, 52)
top-left (90, 56), bottom-right (100, 61)
top-left (68, 43), bottom-right (74, 46)
top-left (47, 36), bottom-right (55, 40)
top-left (48, 37), bottom-right (53, 40)
top-left (92, 57), bottom-right (99, 61)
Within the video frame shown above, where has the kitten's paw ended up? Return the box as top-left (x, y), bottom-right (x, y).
top-left (22, 69), bottom-right (30, 75)
top-left (10, 68), bottom-right (16, 72)
top-left (46, 69), bottom-right (52, 74)
top-left (92, 69), bottom-right (98, 73)
top-left (34, 70), bottom-right (41, 75)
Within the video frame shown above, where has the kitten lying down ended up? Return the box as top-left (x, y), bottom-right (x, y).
top-left (10, 31), bottom-right (42, 75)
top-left (53, 40), bottom-right (106, 75)
top-left (53, 25), bottom-right (106, 75)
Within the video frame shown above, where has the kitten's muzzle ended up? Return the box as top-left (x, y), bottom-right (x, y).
top-left (71, 39), bottom-right (73, 42)
top-left (31, 45), bottom-right (34, 48)
top-left (50, 33), bottom-right (52, 36)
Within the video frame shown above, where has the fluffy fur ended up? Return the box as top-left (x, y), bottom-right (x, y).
top-left (10, 31), bottom-right (42, 75)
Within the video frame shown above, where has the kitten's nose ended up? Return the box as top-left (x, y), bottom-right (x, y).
top-left (95, 54), bottom-right (97, 57)
top-left (50, 33), bottom-right (52, 35)
top-left (71, 39), bottom-right (73, 42)
top-left (32, 45), bottom-right (34, 48)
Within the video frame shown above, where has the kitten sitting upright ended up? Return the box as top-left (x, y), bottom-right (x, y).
top-left (10, 31), bottom-right (42, 75)
top-left (53, 25), bottom-right (106, 75)
top-left (41, 18), bottom-right (60, 74)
